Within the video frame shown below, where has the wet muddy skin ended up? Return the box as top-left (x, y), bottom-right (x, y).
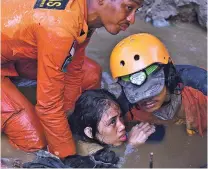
top-left (1, 17), bottom-right (207, 168)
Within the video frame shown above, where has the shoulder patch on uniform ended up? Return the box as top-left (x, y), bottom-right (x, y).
top-left (34, 0), bottom-right (69, 10)
top-left (61, 42), bottom-right (75, 72)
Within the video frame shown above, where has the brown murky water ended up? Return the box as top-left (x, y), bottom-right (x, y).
top-left (114, 124), bottom-right (207, 168)
top-left (1, 17), bottom-right (207, 168)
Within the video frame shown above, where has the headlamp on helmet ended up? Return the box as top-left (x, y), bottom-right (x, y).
top-left (121, 64), bottom-right (159, 86)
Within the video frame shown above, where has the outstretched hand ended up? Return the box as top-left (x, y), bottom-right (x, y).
top-left (128, 122), bottom-right (156, 147)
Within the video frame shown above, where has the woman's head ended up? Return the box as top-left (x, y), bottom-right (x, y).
top-left (110, 33), bottom-right (183, 112)
top-left (69, 89), bottom-right (126, 146)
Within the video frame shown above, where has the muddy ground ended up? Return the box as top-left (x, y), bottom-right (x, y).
top-left (1, 16), bottom-right (207, 168)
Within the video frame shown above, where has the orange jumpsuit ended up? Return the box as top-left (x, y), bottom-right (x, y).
top-left (125, 87), bottom-right (207, 136)
top-left (1, 0), bottom-right (102, 158)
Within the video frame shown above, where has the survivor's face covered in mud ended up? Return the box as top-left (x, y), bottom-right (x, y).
top-left (98, 0), bottom-right (143, 35)
top-left (137, 86), bottom-right (168, 113)
top-left (96, 101), bottom-right (127, 146)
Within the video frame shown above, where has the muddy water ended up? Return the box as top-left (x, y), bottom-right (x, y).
top-left (1, 17), bottom-right (207, 168)
top-left (114, 124), bottom-right (207, 168)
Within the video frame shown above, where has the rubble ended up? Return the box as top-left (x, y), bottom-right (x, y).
top-left (137, 0), bottom-right (207, 29)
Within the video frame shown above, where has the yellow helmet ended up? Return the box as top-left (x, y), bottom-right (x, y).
top-left (110, 33), bottom-right (170, 78)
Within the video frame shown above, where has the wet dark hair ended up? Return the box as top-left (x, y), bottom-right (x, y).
top-left (163, 61), bottom-right (183, 94)
top-left (68, 89), bottom-right (120, 144)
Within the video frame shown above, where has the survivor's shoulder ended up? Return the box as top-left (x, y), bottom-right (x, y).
top-left (76, 140), bottom-right (103, 156)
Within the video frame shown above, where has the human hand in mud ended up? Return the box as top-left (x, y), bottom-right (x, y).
top-left (128, 122), bottom-right (156, 147)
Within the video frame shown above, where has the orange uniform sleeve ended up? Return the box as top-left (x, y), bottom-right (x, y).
top-left (63, 39), bottom-right (90, 111)
top-left (36, 28), bottom-right (76, 158)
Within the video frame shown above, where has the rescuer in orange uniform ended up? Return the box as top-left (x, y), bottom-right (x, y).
top-left (1, 0), bottom-right (143, 158)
